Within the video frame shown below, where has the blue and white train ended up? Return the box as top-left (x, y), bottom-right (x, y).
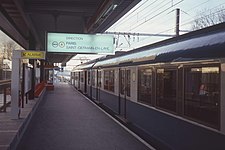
top-left (71, 23), bottom-right (225, 150)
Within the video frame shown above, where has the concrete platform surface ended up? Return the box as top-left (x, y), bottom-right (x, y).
top-left (17, 83), bottom-right (152, 150)
top-left (0, 97), bottom-right (39, 150)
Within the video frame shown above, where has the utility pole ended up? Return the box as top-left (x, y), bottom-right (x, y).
top-left (175, 8), bottom-right (180, 36)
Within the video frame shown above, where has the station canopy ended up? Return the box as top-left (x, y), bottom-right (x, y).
top-left (0, 0), bottom-right (141, 63)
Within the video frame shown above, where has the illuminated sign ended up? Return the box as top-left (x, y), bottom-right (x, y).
top-left (21, 51), bottom-right (45, 59)
top-left (47, 33), bottom-right (114, 54)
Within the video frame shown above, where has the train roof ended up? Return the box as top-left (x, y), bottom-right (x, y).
top-left (73, 22), bottom-right (225, 70)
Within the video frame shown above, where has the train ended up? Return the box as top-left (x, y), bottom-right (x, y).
top-left (71, 23), bottom-right (225, 150)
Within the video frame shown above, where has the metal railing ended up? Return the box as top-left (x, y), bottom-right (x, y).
top-left (0, 80), bottom-right (11, 112)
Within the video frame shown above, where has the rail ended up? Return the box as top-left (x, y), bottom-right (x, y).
top-left (0, 80), bottom-right (11, 112)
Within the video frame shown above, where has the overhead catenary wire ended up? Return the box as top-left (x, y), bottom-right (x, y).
top-left (107, 0), bottom-right (225, 51)
top-left (138, 1), bottom-right (225, 35)
top-left (185, 0), bottom-right (211, 12)
top-left (116, 0), bottom-right (218, 31)
top-left (179, 8), bottom-right (225, 28)
top-left (143, 6), bottom-right (225, 36)
top-left (110, 0), bottom-right (215, 34)
top-left (134, 0), bottom-right (172, 23)
top-left (128, 0), bottom-right (184, 31)
top-left (114, 0), bottom-right (173, 31)
top-left (111, 0), bottom-right (151, 28)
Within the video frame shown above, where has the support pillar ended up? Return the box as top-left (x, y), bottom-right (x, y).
top-left (11, 50), bottom-right (21, 119)
top-left (11, 50), bottom-right (46, 119)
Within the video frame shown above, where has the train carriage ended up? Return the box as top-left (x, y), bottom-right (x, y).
top-left (71, 23), bottom-right (225, 150)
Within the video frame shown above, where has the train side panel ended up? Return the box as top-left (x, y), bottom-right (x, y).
top-left (126, 100), bottom-right (225, 150)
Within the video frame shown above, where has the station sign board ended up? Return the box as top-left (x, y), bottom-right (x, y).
top-left (21, 51), bottom-right (46, 59)
top-left (47, 32), bottom-right (114, 54)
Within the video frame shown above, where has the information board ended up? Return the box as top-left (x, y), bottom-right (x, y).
top-left (21, 51), bottom-right (45, 59)
top-left (47, 33), bottom-right (114, 54)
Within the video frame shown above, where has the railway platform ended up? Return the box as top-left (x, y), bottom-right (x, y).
top-left (0, 95), bottom-right (41, 150)
top-left (15, 83), bottom-right (153, 150)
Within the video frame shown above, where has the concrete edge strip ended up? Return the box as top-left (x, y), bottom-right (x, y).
top-left (0, 145), bottom-right (9, 147)
top-left (10, 89), bottom-right (47, 150)
top-left (73, 87), bottom-right (156, 150)
top-left (0, 130), bottom-right (17, 133)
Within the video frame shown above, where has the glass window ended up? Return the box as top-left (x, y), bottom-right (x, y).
top-left (80, 71), bottom-right (84, 83)
top-left (120, 70), bottom-right (130, 97)
top-left (0, 30), bottom-right (24, 81)
top-left (184, 66), bottom-right (220, 128)
top-left (120, 70), bottom-right (125, 95)
top-left (104, 70), bottom-right (114, 92)
top-left (109, 70), bottom-right (114, 92)
top-left (87, 71), bottom-right (91, 85)
top-left (104, 70), bottom-right (109, 90)
top-left (156, 69), bottom-right (177, 113)
top-left (138, 68), bottom-right (152, 104)
top-left (98, 70), bottom-right (101, 88)
top-left (92, 70), bottom-right (95, 86)
top-left (75, 72), bottom-right (78, 81)
top-left (126, 70), bottom-right (131, 97)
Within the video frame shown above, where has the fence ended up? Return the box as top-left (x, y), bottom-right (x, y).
top-left (0, 80), bottom-right (11, 112)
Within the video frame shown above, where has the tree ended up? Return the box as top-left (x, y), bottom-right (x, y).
top-left (3, 41), bottom-right (17, 60)
top-left (192, 7), bottom-right (225, 31)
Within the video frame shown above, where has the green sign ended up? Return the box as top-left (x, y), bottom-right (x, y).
top-left (47, 33), bottom-right (114, 54)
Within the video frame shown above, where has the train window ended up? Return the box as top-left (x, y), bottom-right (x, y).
top-left (75, 72), bottom-right (78, 81)
top-left (120, 70), bottom-right (125, 95)
top-left (104, 71), bottom-right (109, 90)
top-left (87, 71), bottom-right (91, 85)
top-left (98, 70), bottom-right (102, 88)
top-left (80, 72), bottom-right (84, 83)
top-left (120, 70), bottom-right (131, 97)
top-left (126, 70), bottom-right (131, 97)
top-left (92, 70), bottom-right (95, 86)
top-left (104, 70), bottom-right (114, 92)
top-left (156, 69), bottom-right (177, 113)
top-left (138, 68), bottom-right (152, 104)
top-left (109, 70), bottom-right (115, 92)
top-left (184, 66), bottom-right (220, 128)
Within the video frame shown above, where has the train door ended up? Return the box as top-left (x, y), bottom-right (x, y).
top-left (78, 72), bottom-right (80, 89)
top-left (96, 70), bottom-right (101, 102)
top-left (118, 68), bottom-right (131, 119)
top-left (88, 70), bottom-right (92, 98)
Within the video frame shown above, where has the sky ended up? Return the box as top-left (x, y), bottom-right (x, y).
top-left (107, 0), bottom-right (225, 49)
top-left (1, 1), bottom-right (225, 70)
